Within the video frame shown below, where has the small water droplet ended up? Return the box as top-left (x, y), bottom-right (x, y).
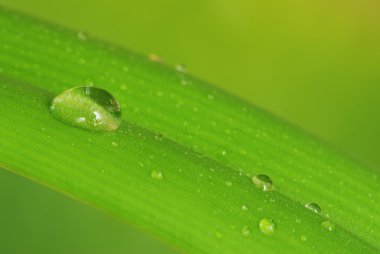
top-left (252, 175), bottom-right (275, 192)
top-left (305, 203), bottom-right (321, 214)
top-left (175, 64), bottom-right (187, 73)
top-left (50, 87), bottom-right (121, 131)
top-left (300, 235), bottom-right (307, 241)
top-left (154, 133), bottom-right (164, 141)
top-left (241, 226), bottom-right (251, 236)
top-left (321, 221), bottom-right (335, 231)
top-left (241, 205), bottom-right (249, 211)
top-left (259, 218), bottom-right (276, 235)
top-left (151, 170), bottom-right (164, 180)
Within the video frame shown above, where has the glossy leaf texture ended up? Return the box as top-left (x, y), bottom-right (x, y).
top-left (0, 8), bottom-right (379, 254)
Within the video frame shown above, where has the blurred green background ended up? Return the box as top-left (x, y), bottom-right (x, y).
top-left (0, 1), bottom-right (379, 253)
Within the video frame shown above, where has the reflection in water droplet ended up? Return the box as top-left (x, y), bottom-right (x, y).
top-left (241, 226), bottom-right (251, 236)
top-left (151, 170), bottom-right (164, 180)
top-left (305, 203), bottom-right (321, 214)
top-left (321, 221), bottom-right (335, 231)
top-left (50, 86), bottom-right (121, 131)
top-left (259, 218), bottom-right (276, 235)
top-left (252, 175), bottom-right (274, 192)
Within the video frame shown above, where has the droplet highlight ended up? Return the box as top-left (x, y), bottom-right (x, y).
top-left (321, 221), bottom-right (335, 231)
top-left (252, 174), bottom-right (275, 192)
top-left (305, 203), bottom-right (321, 214)
top-left (259, 218), bottom-right (276, 235)
top-left (50, 87), bottom-right (121, 131)
top-left (151, 170), bottom-right (164, 180)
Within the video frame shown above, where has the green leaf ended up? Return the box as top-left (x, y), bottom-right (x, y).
top-left (0, 7), bottom-right (379, 254)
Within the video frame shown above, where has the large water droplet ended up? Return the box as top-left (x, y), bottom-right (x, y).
top-left (305, 203), bottom-right (321, 214)
top-left (252, 175), bottom-right (275, 192)
top-left (259, 218), bottom-right (276, 235)
top-left (50, 87), bottom-right (121, 131)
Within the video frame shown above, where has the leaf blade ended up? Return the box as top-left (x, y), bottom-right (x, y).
top-left (0, 8), bottom-right (379, 253)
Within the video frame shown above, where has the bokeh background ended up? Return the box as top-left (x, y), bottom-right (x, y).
top-left (0, 1), bottom-right (379, 253)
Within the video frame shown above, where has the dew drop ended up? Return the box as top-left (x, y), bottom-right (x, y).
top-left (252, 174), bottom-right (275, 192)
top-left (321, 220), bottom-right (335, 231)
top-left (50, 87), bottom-right (121, 131)
top-left (305, 203), bottom-right (321, 214)
top-left (259, 218), bottom-right (276, 235)
top-left (151, 170), bottom-right (164, 180)
top-left (241, 226), bottom-right (251, 236)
